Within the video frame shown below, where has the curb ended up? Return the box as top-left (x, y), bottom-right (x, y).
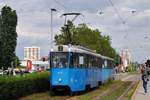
top-left (131, 80), bottom-right (141, 100)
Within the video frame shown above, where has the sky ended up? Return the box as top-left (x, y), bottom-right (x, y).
top-left (0, 0), bottom-right (150, 63)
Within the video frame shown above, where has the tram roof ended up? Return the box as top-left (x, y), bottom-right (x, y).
top-left (101, 56), bottom-right (113, 61)
top-left (52, 45), bottom-right (113, 60)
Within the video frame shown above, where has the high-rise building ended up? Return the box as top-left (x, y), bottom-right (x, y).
top-left (24, 46), bottom-right (40, 61)
top-left (120, 49), bottom-right (131, 68)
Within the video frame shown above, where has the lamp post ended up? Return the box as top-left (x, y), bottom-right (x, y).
top-left (50, 8), bottom-right (57, 50)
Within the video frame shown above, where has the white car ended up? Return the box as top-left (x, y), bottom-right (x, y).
top-left (0, 70), bottom-right (3, 75)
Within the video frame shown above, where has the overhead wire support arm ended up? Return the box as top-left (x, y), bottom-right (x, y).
top-left (61, 12), bottom-right (82, 44)
top-left (72, 14), bottom-right (80, 22)
top-left (61, 13), bottom-right (81, 24)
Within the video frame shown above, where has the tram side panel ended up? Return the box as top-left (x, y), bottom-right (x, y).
top-left (101, 68), bottom-right (114, 83)
top-left (69, 68), bottom-right (86, 92)
top-left (85, 68), bottom-right (100, 88)
top-left (86, 68), bottom-right (91, 86)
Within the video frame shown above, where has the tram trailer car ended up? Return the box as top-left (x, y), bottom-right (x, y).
top-left (49, 45), bottom-right (114, 93)
top-left (100, 56), bottom-right (114, 83)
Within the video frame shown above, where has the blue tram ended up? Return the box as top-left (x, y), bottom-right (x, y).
top-left (49, 45), bottom-right (114, 93)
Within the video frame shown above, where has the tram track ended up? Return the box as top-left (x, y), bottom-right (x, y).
top-left (20, 74), bottom-right (140, 100)
top-left (20, 81), bottom-right (129, 100)
top-left (93, 81), bottom-right (131, 100)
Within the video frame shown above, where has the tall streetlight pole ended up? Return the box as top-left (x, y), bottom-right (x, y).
top-left (50, 8), bottom-right (57, 50)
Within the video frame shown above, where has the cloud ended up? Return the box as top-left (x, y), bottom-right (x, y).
top-left (1, 0), bottom-right (150, 62)
top-left (16, 34), bottom-right (52, 60)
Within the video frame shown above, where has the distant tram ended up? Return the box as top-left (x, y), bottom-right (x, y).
top-left (49, 45), bottom-right (114, 94)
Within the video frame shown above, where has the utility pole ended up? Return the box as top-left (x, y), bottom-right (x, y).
top-left (50, 8), bottom-right (57, 50)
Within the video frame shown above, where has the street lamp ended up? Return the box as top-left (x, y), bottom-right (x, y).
top-left (50, 8), bottom-right (57, 49)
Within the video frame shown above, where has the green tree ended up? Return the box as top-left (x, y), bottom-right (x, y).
top-left (0, 6), bottom-right (18, 69)
top-left (114, 54), bottom-right (122, 65)
top-left (55, 21), bottom-right (118, 58)
top-left (13, 56), bottom-right (21, 67)
top-left (55, 20), bottom-right (76, 45)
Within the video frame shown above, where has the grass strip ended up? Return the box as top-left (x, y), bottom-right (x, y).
top-left (99, 81), bottom-right (131, 100)
top-left (124, 81), bottom-right (140, 100)
top-left (20, 80), bottom-right (131, 100)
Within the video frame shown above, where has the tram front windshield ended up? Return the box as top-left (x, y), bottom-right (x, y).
top-left (51, 52), bottom-right (68, 68)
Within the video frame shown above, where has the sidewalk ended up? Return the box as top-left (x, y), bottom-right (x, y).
top-left (113, 73), bottom-right (128, 80)
top-left (134, 80), bottom-right (150, 100)
top-left (114, 72), bottom-right (140, 82)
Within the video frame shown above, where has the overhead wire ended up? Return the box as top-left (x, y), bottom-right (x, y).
top-left (106, 1), bottom-right (145, 51)
top-left (53, 0), bottom-right (90, 25)
top-left (107, 0), bottom-right (126, 24)
top-left (106, 0), bottom-right (131, 50)
top-left (53, 0), bottom-right (69, 11)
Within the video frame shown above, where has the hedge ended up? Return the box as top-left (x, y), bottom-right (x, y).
top-left (0, 71), bottom-right (50, 100)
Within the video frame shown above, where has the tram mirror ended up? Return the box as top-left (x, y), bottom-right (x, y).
top-left (79, 56), bottom-right (84, 65)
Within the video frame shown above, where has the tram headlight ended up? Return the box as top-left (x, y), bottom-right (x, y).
top-left (58, 78), bottom-right (62, 83)
top-left (50, 49), bottom-right (54, 51)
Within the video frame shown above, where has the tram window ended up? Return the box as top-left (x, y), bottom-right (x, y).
top-left (86, 55), bottom-right (89, 68)
top-left (112, 61), bottom-right (114, 68)
top-left (51, 52), bottom-right (68, 68)
top-left (79, 56), bottom-right (84, 64)
top-left (90, 56), bottom-right (92, 68)
top-left (96, 57), bottom-right (98, 68)
top-left (108, 60), bottom-right (114, 68)
top-left (92, 56), bottom-right (96, 68)
top-left (97, 58), bottom-right (100, 68)
top-left (99, 58), bottom-right (103, 68)
top-left (87, 54), bottom-right (90, 68)
top-left (100, 58), bottom-right (102, 68)
top-left (94, 57), bottom-right (97, 68)
top-left (73, 53), bottom-right (78, 68)
top-left (79, 53), bottom-right (84, 68)
top-left (107, 60), bottom-right (112, 68)
top-left (88, 55), bottom-right (92, 68)
top-left (102, 59), bottom-right (105, 68)
top-left (107, 60), bottom-right (110, 68)
top-left (108, 62), bottom-right (110, 67)
top-left (109, 60), bottom-right (111, 68)
top-left (92, 56), bottom-right (95, 68)
top-left (72, 53), bottom-right (84, 68)
top-left (95, 57), bottom-right (99, 68)
top-left (104, 60), bottom-right (107, 68)
top-left (88, 56), bottom-right (90, 68)
top-left (84, 54), bottom-right (88, 68)
top-left (69, 52), bottom-right (73, 67)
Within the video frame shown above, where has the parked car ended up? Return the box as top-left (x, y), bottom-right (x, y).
top-left (0, 69), bottom-right (3, 75)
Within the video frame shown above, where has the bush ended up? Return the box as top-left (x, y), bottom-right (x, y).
top-left (0, 71), bottom-right (50, 100)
